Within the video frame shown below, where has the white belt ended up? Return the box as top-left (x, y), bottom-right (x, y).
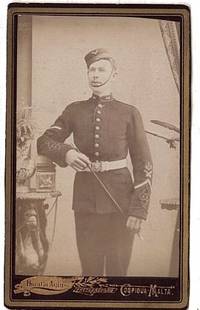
top-left (81, 159), bottom-right (127, 172)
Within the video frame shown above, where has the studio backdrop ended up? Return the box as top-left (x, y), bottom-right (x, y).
top-left (16, 15), bottom-right (180, 277)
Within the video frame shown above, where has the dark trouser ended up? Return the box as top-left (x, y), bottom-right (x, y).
top-left (74, 212), bottom-right (135, 276)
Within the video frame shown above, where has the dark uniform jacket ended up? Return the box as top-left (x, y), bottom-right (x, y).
top-left (37, 94), bottom-right (153, 220)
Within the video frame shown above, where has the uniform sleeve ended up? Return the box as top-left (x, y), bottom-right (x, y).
top-left (37, 104), bottom-right (75, 167)
top-left (127, 106), bottom-right (153, 220)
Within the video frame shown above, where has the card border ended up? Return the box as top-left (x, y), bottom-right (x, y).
top-left (5, 3), bottom-right (190, 309)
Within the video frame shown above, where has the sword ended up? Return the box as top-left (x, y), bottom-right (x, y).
top-left (72, 145), bottom-right (143, 239)
top-left (86, 165), bottom-right (143, 239)
top-left (75, 147), bottom-right (125, 217)
top-left (87, 164), bottom-right (143, 239)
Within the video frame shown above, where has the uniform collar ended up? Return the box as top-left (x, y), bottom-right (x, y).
top-left (91, 93), bottom-right (113, 104)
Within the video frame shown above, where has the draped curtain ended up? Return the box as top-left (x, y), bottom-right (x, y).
top-left (159, 20), bottom-right (180, 93)
top-left (159, 20), bottom-right (180, 277)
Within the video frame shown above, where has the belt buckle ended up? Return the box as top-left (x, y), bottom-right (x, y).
top-left (91, 161), bottom-right (102, 172)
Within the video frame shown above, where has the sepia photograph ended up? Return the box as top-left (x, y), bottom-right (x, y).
top-left (5, 3), bottom-right (190, 309)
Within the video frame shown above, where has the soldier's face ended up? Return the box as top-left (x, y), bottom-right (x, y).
top-left (87, 59), bottom-right (115, 90)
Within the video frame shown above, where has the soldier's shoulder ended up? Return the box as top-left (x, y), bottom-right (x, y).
top-left (63, 99), bottom-right (90, 112)
top-left (114, 99), bottom-right (141, 115)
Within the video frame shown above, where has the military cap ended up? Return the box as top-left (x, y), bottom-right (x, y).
top-left (84, 48), bottom-right (116, 68)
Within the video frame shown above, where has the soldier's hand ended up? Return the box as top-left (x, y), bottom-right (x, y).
top-left (65, 149), bottom-right (90, 171)
top-left (126, 216), bottom-right (142, 232)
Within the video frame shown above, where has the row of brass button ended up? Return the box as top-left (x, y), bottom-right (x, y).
top-left (94, 103), bottom-right (103, 157)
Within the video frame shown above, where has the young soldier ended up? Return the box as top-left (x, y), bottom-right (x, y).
top-left (37, 48), bottom-right (153, 276)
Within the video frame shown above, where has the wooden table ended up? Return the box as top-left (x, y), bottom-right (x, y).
top-left (16, 190), bottom-right (61, 275)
